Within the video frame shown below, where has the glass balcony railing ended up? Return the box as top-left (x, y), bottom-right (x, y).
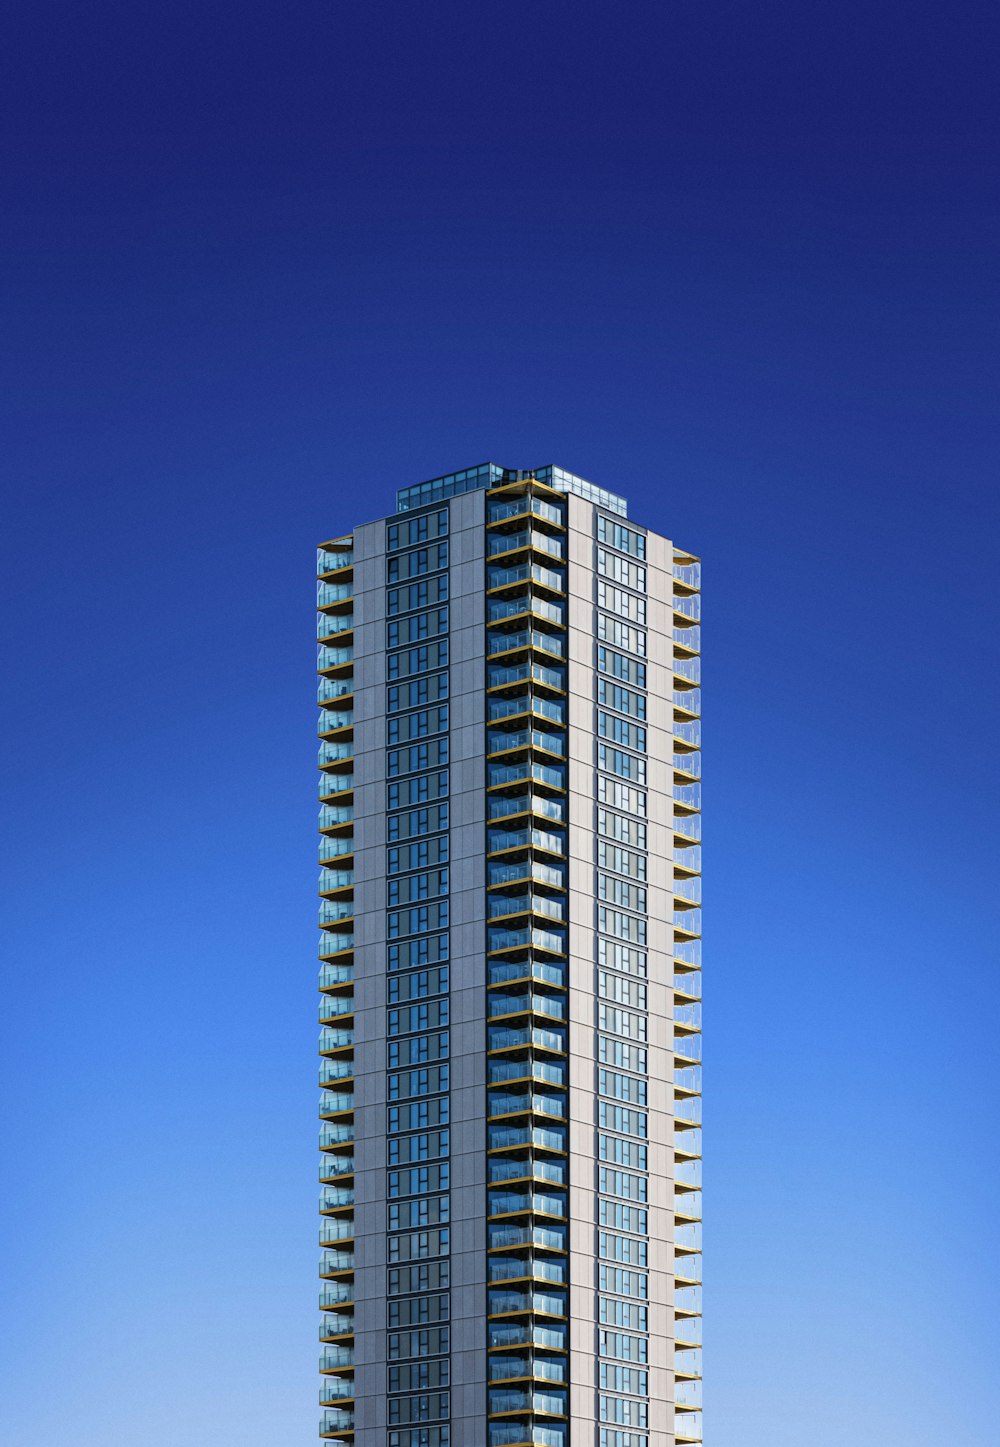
top-left (489, 1387), bottom-right (567, 1416)
top-left (488, 1224), bottom-right (567, 1253)
top-left (489, 1190), bottom-right (566, 1219)
top-left (318, 740), bottom-right (354, 766)
top-left (319, 1058), bottom-right (354, 1086)
top-left (318, 803), bottom-right (353, 830)
top-left (319, 962), bottom-right (354, 990)
top-left (674, 844), bottom-right (701, 874)
top-left (319, 1282), bottom-right (354, 1307)
top-left (675, 1313), bottom-right (703, 1345)
top-left (319, 1313), bottom-right (354, 1339)
top-left (318, 679), bottom-right (353, 706)
top-left (673, 782), bottom-right (701, 812)
top-left (489, 794), bottom-right (565, 823)
top-left (674, 1064), bottom-right (701, 1095)
top-left (488, 1156), bottom-right (566, 1188)
top-left (489, 1255), bottom-right (566, 1285)
top-left (675, 1284), bottom-right (703, 1315)
top-left (319, 868), bottom-right (354, 893)
top-left (674, 876), bottom-right (701, 906)
top-left (489, 991), bottom-right (565, 1022)
top-left (673, 718), bottom-right (701, 749)
top-left (674, 1096), bottom-right (702, 1127)
top-left (488, 728), bottom-right (565, 758)
top-left (673, 559), bottom-right (701, 590)
top-left (319, 836), bottom-right (354, 863)
top-left (673, 624), bottom-right (701, 653)
top-left (319, 1027), bottom-right (354, 1053)
top-left (318, 709), bottom-right (353, 735)
top-left (488, 529), bottom-right (566, 562)
top-left (488, 497), bottom-right (565, 528)
top-left (320, 1246), bottom-right (355, 1273)
top-left (488, 1057), bottom-right (565, 1088)
top-left (488, 1125), bottom-right (566, 1153)
top-left (317, 613), bottom-right (353, 640)
top-left (319, 775), bottom-right (354, 801)
top-left (488, 1288), bottom-right (567, 1316)
top-left (319, 934), bottom-right (354, 958)
top-left (320, 1185), bottom-right (355, 1211)
top-left (489, 661), bottom-right (565, 693)
top-left (674, 1001), bottom-right (702, 1031)
top-left (489, 860), bottom-right (565, 890)
top-left (673, 1034), bottom-right (702, 1065)
top-left (675, 1223), bottom-right (702, 1255)
top-left (489, 1025), bottom-right (566, 1054)
top-left (319, 1157), bottom-right (354, 1183)
top-left (674, 909), bottom-right (702, 938)
top-left (674, 938), bottom-right (702, 970)
top-left (488, 562), bottom-right (566, 594)
top-left (489, 594), bottom-right (565, 627)
top-left (490, 761), bottom-right (566, 792)
top-left (316, 1115), bottom-right (353, 1143)
top-left (319, 1091), bottom-right (354, 1116)
top-left (488, 927), bottom-right (566, 956)
top-left (675, 1346), bottom-right (703, 1378)
top-left (676, 1252), bottom-right (703, 1283)
top-left (318, 547), bottom-right (354, 573)
top-left (489, 1352), bottom-right (567, 1382)
top-left (489, 894), bottom-right (565, 924)
top-left (320, 1345), bottom-right (355, 1371)
top-left (320, 1406), bottom-right (356, 1435)
top-left (489, 694), bottom-right (565, 725)
top-left (673, 654), bottom-right (701, 685)
top-left (674, 970), bottom-right (701, 999)
top-left (673, 591), bottom-right (700, 622)
top-left (317, 581), bottom-right (353, 608)
top-left (674, 752), bottom-right (701, 781)
top-left (319, 901), bottom-right (354, 927)
top-left (673, 688), bottom-right (700, 716)
top-left (488, 629), bottom-right (566, 660)
top-left (488, 1321), bottom-right (567, 1352)
top-left (488, 827), bottom-right (565, 857)
top-left (488, 1091), bottom-right (566, 1120)
top-left (318, 645), bottom-right (354, 671)
top-left (320, 1218), bottom-right (355, 1244)
top-left (675, 1159), bottom-right (702, 1190)
top-left (489, 1426), bottom-right (566, 1447)
top-left (488, 959), bottom-right (566, 990)
top-left (319, 997), bottom-right (354, 1022)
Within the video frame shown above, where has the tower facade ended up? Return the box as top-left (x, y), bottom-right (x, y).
top-left (317, 464), bottom-right (702, 1447)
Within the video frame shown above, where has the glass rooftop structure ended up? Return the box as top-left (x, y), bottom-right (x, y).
top-left (396, 461), bottom-right (628, 517)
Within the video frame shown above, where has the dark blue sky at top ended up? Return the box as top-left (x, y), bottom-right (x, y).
top-left (0, 3), bottom-right (997, 1444)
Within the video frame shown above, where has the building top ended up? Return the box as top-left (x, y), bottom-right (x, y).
top-left (395, 461), bottom-right (628, 517)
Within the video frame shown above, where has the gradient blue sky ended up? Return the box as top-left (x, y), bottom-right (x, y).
top-left (1, 2), bottom-right (998, 1443)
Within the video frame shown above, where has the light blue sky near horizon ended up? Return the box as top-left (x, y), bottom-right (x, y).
top-left (1, 2), bottom-right (999, 1444)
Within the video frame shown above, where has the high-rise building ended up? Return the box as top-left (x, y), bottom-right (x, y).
top-left (316, 464), bottom-right (702, 1447)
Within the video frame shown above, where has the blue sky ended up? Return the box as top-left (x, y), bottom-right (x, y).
top-left (1, 2), bottom-right (998, 1443)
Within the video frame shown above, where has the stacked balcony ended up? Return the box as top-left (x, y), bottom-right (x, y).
top-left (485, 479), bottom-right (570, 1447)
top-left (317, 536), bottom-right (355, 1442)
top-left (672, 550), bottom-right (702, 1420)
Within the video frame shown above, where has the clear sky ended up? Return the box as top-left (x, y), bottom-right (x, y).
top-left (0, 2), bottom-right (997, 1444)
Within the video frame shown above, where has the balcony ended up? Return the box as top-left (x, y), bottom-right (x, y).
top-left (672, 813), bottom-right (701, 845)
top-left (319, 963), bottom-right (354, 993)
top-left (318, 934), bottom-right (354, 961)
top-left (489, 1025), bottom-right (566, 1055)
top-left (488, 562), bottom-right (566, 596)
top-left (318, 613), bottom-right (354, 642)
top-left (675, 1346), bottom-right (703, 1379)
top-left (319, 1281), bottom-right (355, 1308)
top-left (319, 1406), bottom-right (355, 1438)
top-left (318, 677), bottom-right (353, 705)
top-left (488, 959), bottom-right (566, 990)
top-left (320, 1345), bottom-right (355, 1373)
top-left (318, 644), bottom-right (354, 675)
top-left (488, 1091), bottom-right (566, 1122)
top-left (319, 1312), bottom-right (355, 1340)
top-left (320, 1247), bottom-right (356, 1276)
top-left (317, 1116), bottom-right (354, 1144)
top-left (318, 709), bottom-right (354, 737)
top-left (489, 1352), bottom-right (567, 1383)
top-left (488, 1321), bottom-right (567, 1352)
top-left (674, 1096), bottom-right (702, 1128)
top-left (488, 1190), bottom-right (566, 1220)
top-left (318, 803), bottom-right (353, 832)
top-left (676, 1252), bottom-right (703, 1286)
top-left (675, 1410), bottom-right (703, 1443)
top-left (673, 557), bottom-right (701, 591)
top-left (489, 794), bottom-right (565, 824)
top-left (319, 864), bottom-right (354, 894)
top-left (320, 1218), bottom-right (355, 1244)
top-left (488, 1288), bottom-right (567, 1318)
top-left (319, 776), bottom-right (354, 804)
top-left (489, 1125), bottom-right (566, 1154)
top-left (674, 843), bottom-right (701, 876)
top-left (489, 694), bottom-right (566, 726)
top-left (489, 661), bottom-right (565, 694)
top-left (675, 1224), bottom-right (702, 1256)
top-left (674, 909), bottom-right (702, 942)
top-left (488, 1387), bottom-right (567, 1418)
top-left (488, 1057), bottom-right (565, 1088)
top-left (673, 590), bottom-right (700, 622)
top-left (489, 1255), bottom-right (567, 1287)
top-left (488, 927), bottom-right (566, 958)
top-left (319, 899), bottom-right (354, 928)
top-left (489, 859), bottom-right (565, 891)
top-left (673, 624), bottom-right (700, 655)
top-left (318, 836), bottom-right (354, 865)
top-left (673, 969), bottom-right (701, 1000)
top-left (488, 629), bottom-right (566, 663)
top-left (675, 1159), bottom-right (702, 1191)
top-left (488, 992), bottom-right (566, 1023)
top-left (674, 1001), bottom-right (701, 1032)
top-left (673, 1034), bottom-right (702, 1066)
top-left (673, 752), bottom-right (701, 783)
top-left (674, 938), bottom-right (701, 970)
top-left (487, 529), bottom-right (566, 563)
top-left (489, 762), bottom-right (566, 795)
top-left (317, 580), bottom-right (354, 610)
top-left (319, 996), bottom-right (354, 1024)
top-left (675, 1313), bottom-right (703, 1346)
top-left (674, 878), bottom-right (701, 911)
top-left (673, 718), bottom-right (701, 749)
top-left (488, 728), bottom-right (565, 759)
top-left (320, 1185), bottom-right (355, 1214)
top-left (673, 688), bottom-right (701, 719)
top-left (319, 1155), bottom-right (355, 1183)
top-left (673, 1064), bottom-right (701, 1097)
top-left (488, 827), bottom-right (565, 860)
top-left (673, 781), bottom-right (701, 814)
top-left (319, 739), bottom-right (354, 767)
top-left (489, 1421), bottom-right (567, 1447)
top-left (489, 594), bottom-right (565, 627)
top-left (488, 1157), bottom-right (566, 1189)
top-left (489, 895), bottom-right (565, 926)
top-left (488, 497), bottom-right (565, 529)
top-left (488, 1224), bottom-right (567, 1254)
